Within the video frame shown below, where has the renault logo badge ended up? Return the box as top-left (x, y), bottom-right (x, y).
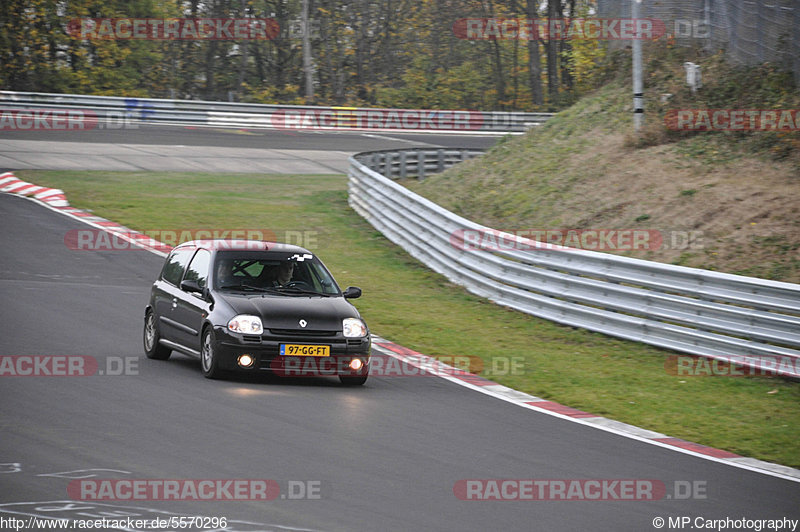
top-left (299, 319), bottom-right (307, 328)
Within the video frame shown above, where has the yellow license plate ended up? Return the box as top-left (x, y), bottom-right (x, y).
top-left (280, 344), bottom-right (330, 357)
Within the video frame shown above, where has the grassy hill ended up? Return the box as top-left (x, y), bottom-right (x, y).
top-left (405, 47), bottom-right (800, 283)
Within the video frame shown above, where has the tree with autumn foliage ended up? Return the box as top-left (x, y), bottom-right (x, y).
top-left (0, 0), bottom-right (607, 111)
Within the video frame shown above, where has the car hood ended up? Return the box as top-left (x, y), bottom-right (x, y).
top-left (219, 293), bottom-right (360, 331)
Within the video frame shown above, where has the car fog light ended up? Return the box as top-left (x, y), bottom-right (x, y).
top-left (238, 354), bottom-right (255, 368)
top-left (349, 359), bottom-right (364, 371)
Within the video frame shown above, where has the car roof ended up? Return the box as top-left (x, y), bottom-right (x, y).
top-left (175, 240), bottom-right (312, 255)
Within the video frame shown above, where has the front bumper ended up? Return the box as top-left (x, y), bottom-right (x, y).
top-left (214, 326), bottom-right (371, 376)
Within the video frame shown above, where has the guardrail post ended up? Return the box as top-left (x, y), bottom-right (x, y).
top-left (389, 152), bottom-right (398, 178)
top-left (399, 151), bottom-right (407, 179)
top-left (418, 151), bottom-right (426, 180)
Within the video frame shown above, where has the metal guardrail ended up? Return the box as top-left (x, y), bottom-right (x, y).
top-left (355, 148), bottom-right (485, 179)
top-left (0, 91), bottom-right (552, 133)
top-left (348, 149), bottom-right (800, 378)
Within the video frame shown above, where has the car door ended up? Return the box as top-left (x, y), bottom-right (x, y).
top-left (171, 248), bottom-right (212, 353)
top-left (153, 246), bottom-right (196, 342)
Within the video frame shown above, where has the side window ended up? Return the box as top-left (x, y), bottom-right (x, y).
top-left (184, 249), bottom-right (211, 289)
top-left (160, 247), bottom-right (195, 286)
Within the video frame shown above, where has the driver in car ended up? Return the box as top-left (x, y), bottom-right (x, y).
top-left (259, 261), bottom-right (295, 287)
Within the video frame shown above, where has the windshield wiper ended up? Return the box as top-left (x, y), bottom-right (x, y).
top-left (219, 283), bottom-right (272, 292)
top-left (271, 286), bottom-right (333, 297)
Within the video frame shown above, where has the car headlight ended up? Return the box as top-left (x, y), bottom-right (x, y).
top-left (228, 315), bottom-right (263, 335)
top-left (343, 318), bottom-right (367, 338)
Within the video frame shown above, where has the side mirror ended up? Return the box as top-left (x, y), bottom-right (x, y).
top-left (180, 279), bottom-right (203, 294)
top-left (343, 286), bottom-right (362, 299)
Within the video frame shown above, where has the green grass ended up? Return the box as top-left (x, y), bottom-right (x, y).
top-left (403, 76), bottom-right (800, 283)
top-left (17, 168), bottom-right (800, 469)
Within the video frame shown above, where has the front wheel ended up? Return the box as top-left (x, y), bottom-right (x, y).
top-left (201, 327), bottom-right (223, 379)
top-left (143, 311), bottom-right (171, 360)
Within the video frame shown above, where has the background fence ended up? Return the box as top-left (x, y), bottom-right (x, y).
top-left (0, 91), bottom-right (552, 134)
top-left (348, 149), bottom-right (800, 378)
top-left (597, 0), bottom-right (800, 84)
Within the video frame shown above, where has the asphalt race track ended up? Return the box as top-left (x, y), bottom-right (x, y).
top-left (0, 122), bottom-right (498, 150)
top-left (0, 124), bottom-right (498, 173)
top-left (1, 127), bottom-right (799, 531)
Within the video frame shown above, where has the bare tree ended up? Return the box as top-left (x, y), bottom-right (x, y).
top-left (302, 0), bottom-right (314, 101)
top-left (526, 0), bottom-right (544, 105)
top-left (546, 0), bottom-right (560, 102)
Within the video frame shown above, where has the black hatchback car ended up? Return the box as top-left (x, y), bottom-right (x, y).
top-left (143, 240), bottom-right (371, 385)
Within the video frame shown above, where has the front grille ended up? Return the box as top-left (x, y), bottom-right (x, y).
top-left (242, 335), bottom-right (261, 343)
top-left (268, 328), bottom-right (338, 337)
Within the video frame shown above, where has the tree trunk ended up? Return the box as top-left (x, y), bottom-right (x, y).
top-left (546, 0), bottom-right (560, 103)
top-left (559, 0), bottom-right (573, 90)
top-left (302, 0), bottom-right (314, 102)
top-left (527, 0), bottom-right (543, 105)
top-left (236, 0), bottom-right (249, 97)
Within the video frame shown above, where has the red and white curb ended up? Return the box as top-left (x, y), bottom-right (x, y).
top-left (4, 172), bottom-right (799, 484)
top-left (371, 339), bottom-right (800, 483)
top-left (0, 172), bottom-right (171, 256)
top-left (0, 172), bottom-right (69, 207)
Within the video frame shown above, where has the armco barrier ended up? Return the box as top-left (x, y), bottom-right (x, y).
top-left (0, 91), bottom-right (552, 133)
top-left (356, 148), bottom-right (485, 179)
top-left (347, 149), bottom-right (800, 378)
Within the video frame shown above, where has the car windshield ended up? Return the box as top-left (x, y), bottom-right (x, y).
top-left (213, 250), bottom-right (340, 296)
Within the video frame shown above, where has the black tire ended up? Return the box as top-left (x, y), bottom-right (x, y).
top-left (143, 311), bottom-right (171, 360)
top-left (200, 327), bottom-right (223, 379)
top-left (339, 374), bottom-right (368, 386)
